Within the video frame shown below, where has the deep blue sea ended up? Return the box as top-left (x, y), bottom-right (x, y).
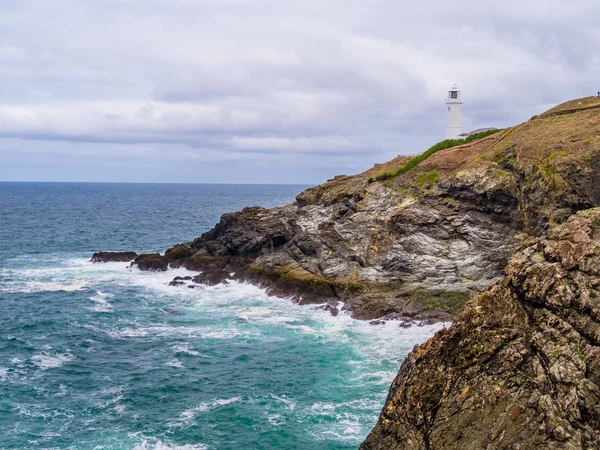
top-left (0, 182), bottom-right (444, 450)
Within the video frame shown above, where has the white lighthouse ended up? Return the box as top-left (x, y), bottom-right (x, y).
top-left (445, 85), bottom-right (463, 139)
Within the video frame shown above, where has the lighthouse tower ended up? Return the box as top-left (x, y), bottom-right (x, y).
top-left (445, 85), bottom-right (463, 139)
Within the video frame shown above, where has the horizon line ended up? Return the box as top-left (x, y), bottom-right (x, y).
top-left (0, 180), bottom-right (313, 186)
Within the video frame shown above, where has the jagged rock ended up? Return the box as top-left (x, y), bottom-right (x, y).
top-left (133, 253), bottom-right (168, 272)
top-left (182, 254), bottom-right (236, 272)
top-left (191, 206), bottom-right (296, 257)
top-left (165, 244), bottom-right (194, 261)
top-left (91, 251), bottom-right (138, 263)
top-left (192, 269), bottom-right (230, 286)
top-left (396, 317), bottom-right (423, 328)
top-left (369, 320), bottom-right (386, 325)
top-left (176, 276), bottom-right (192, 281)
top-left (361, 208), bottom-right (600, 450)
top-left (313, 304), bottom-right (340, 316)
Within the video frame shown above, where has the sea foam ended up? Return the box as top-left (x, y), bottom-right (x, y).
top-left (179, 396), bottom-right (243, 421)
top-left (133, 439), bottom-right (208, 450)
top-left (1, 280), bottom-right (88, 293)
top-left (89, 290), bottom-right (114, 312)
top-left (31, 353), bottom-right (74, 370)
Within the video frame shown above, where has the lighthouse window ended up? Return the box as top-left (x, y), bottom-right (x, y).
top-left (450, 91), bottom-right (458, 99)
top-left (448, 107), bottom-right (450, 111)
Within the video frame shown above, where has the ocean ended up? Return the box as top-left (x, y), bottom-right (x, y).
top-left (0, 182), bottom-right (445, 450)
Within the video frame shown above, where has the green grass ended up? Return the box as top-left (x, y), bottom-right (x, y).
top-left (416, 170), bottom-right (440, 186)
top-left (369, 129), bottom-right (503, 183)
top-left (422, 289), bottom-right (472, 313)
top-left (550, 151), bottom-right (569, 159)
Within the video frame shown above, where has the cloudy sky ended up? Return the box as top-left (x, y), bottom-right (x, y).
top-left (1, 0), bottom-right (599, 184)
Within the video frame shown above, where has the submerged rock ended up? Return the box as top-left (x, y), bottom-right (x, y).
top-left (91, 251), bottom-right (138, 263)
top-left (361, 208), bottom-right (600, 449)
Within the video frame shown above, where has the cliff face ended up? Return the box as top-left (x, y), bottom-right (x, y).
top-left (147, 98), bottom-right (600, 321)
top-left (361, 208), bottom-right (600, 449)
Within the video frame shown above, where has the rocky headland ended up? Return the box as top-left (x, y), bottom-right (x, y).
top-left (95, 97), bottom-right (600, 323)
top-left (92, 96), bottom-right (600, 448)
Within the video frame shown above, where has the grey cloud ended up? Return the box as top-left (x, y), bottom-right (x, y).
top-left (1, 0), bottom-right (599, 183)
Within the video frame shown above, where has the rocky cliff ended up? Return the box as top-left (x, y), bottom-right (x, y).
top-left (92, 97), bottom-right (600, 447)
top-left (361, 208), bottom-right (600, 449)
top-left (97, 97), bottom-right (600, 323)
top-left (357, 97), bottom-right (600, 449)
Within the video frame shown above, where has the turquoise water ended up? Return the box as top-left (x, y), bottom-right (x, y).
top-left (0, 183), bottom-right (445, 450)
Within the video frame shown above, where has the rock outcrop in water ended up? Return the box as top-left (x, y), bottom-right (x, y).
top-left (118, 97), bottom-right (600, 322)
top-left (91, 251), bottom-right (138, 263)
top-left (133, 253), bottom-right (168, 272)
top-left (361, 208), bottom-right (600, 449)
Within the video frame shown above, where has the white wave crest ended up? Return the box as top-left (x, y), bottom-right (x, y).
top-left (133, 439), bottom-right (208, 450)
top-left (268, 414), bottom-right (284, 426)
top-left (105, 324), bottom-right (249, 341)
top-left (31, 353), bottom-right (74, 370)
top-left (270, 394), bottom-right (296, 411)
top-left (165, 359), bottom-right (184, 369)
top-left (89, 290), bottom-right (114, 312)
top-left (171, 345), bottom-right (200, 356)
top-left (178, 396), bottom-right (243, 423)
top-left (238, 307), bottom-right (273, 320)
top-left (285, 324), bottom-right (315, 334)
top-left (112, 328), bottom-right (148, 338)
top-left (1, 280), bottom-right (87, 293)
